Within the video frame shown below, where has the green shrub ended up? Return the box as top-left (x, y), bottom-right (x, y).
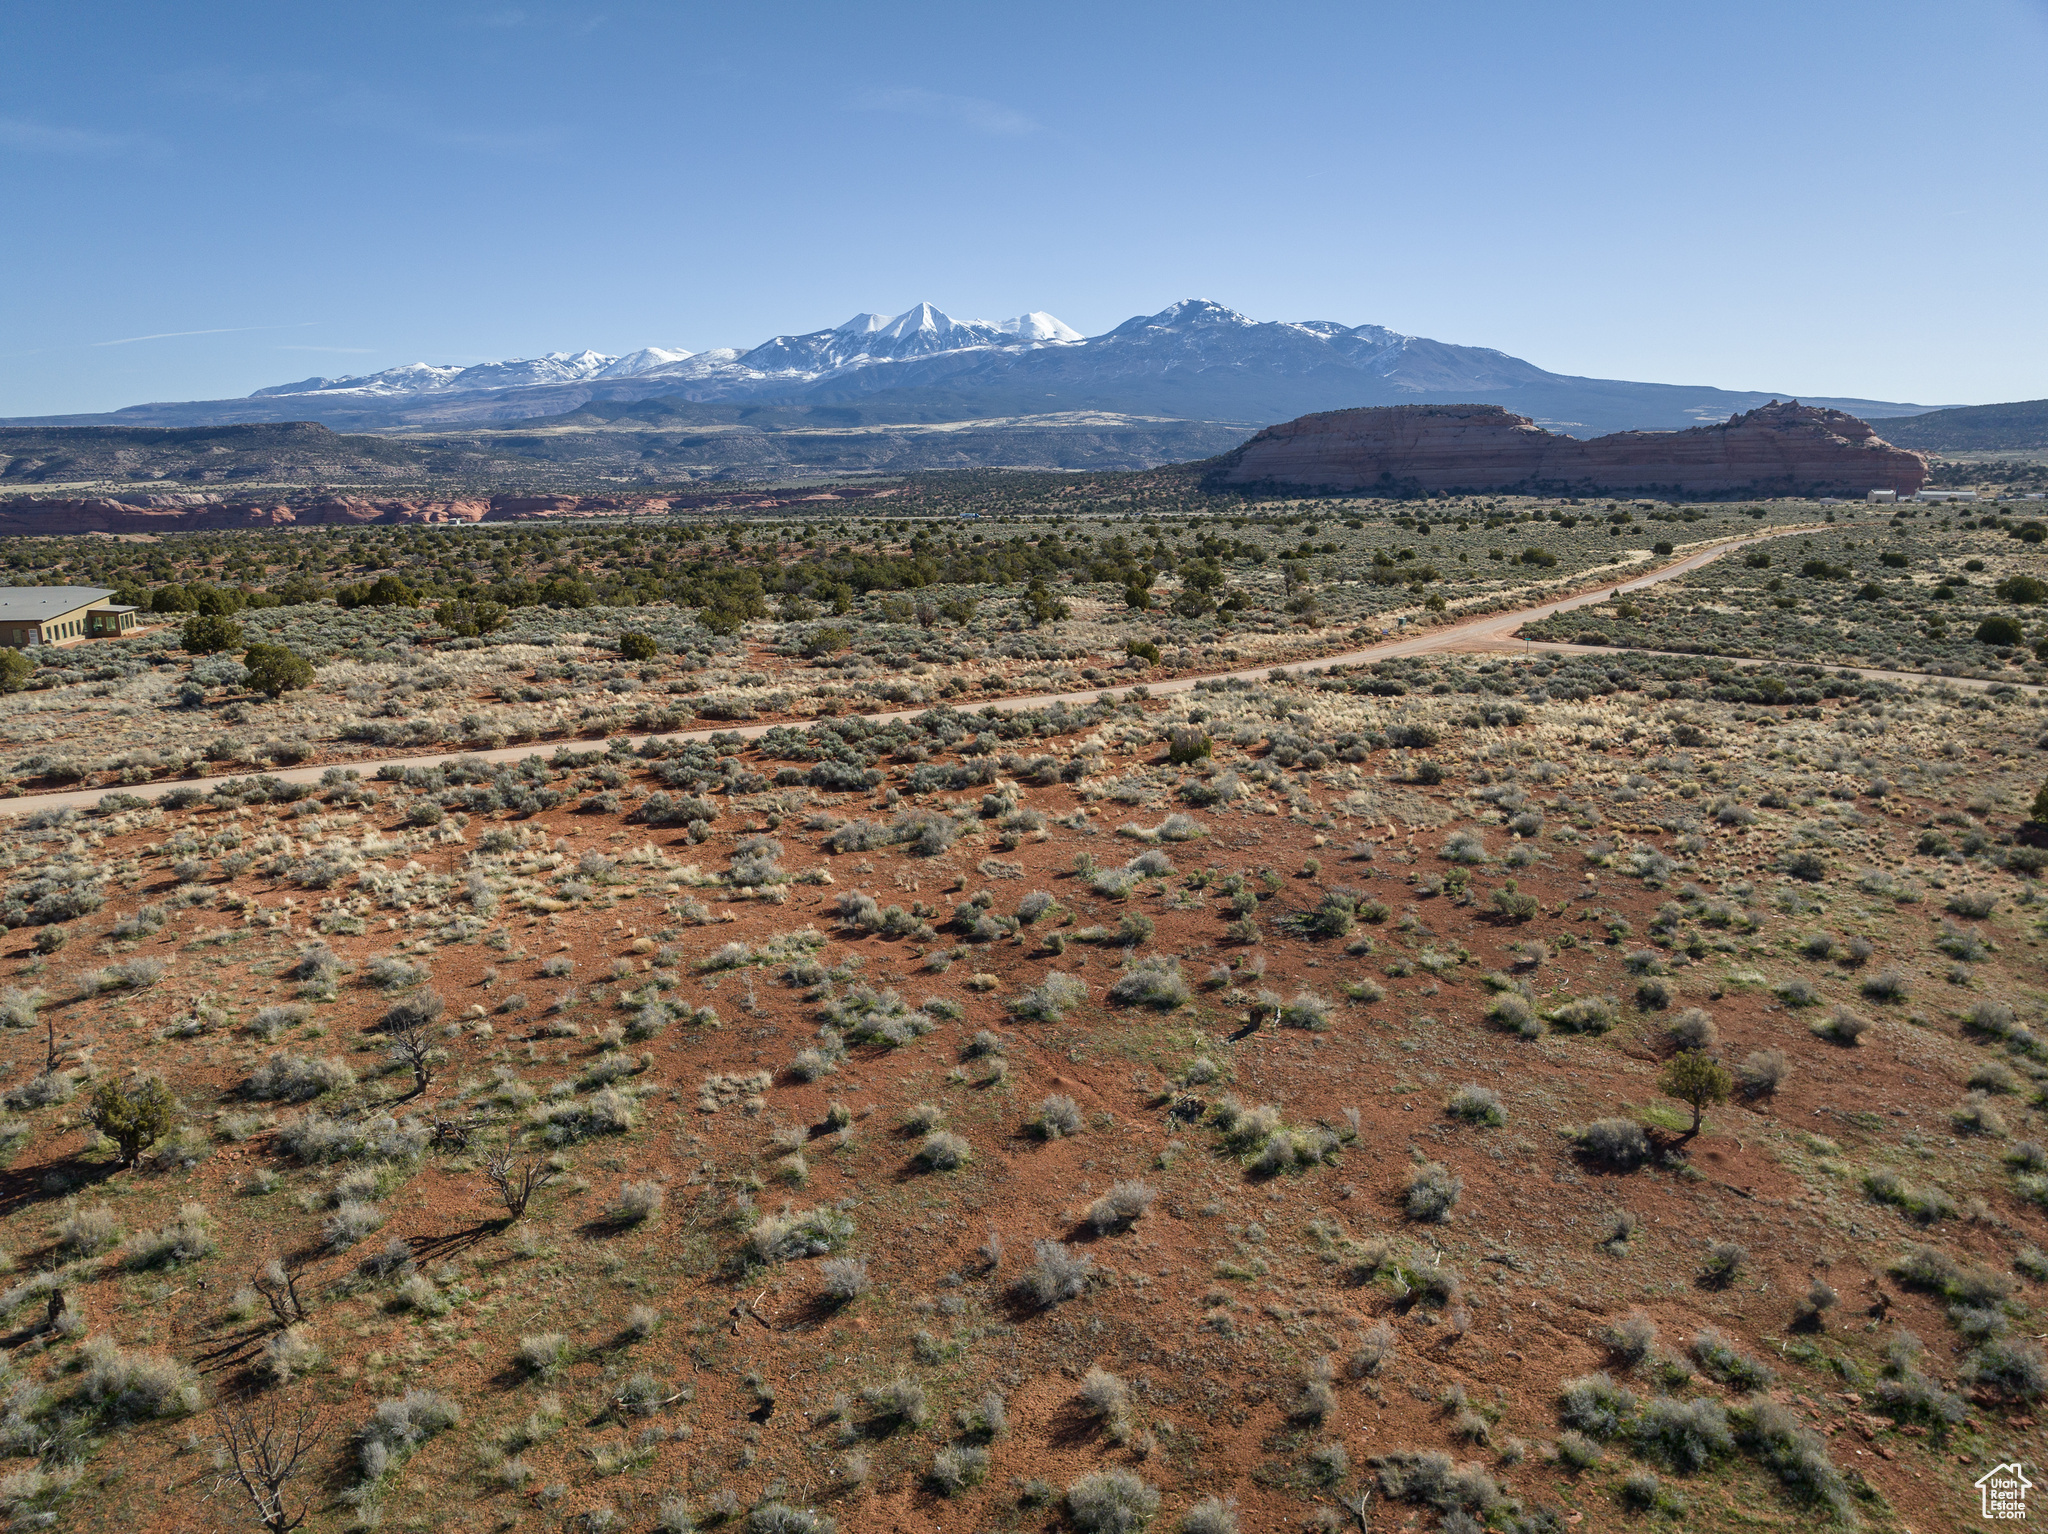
top-left (1691, 1326), bottom-right (1773, 1388)
top-left (1996, 574), bottom-right (2048, 604)
top-left (1446, 1085), bottom-right (1505, 1126)
top-left (243, 643), bottom-right (314, 698)
top-left (1491, 881), bottom-right (1538, 920)
top-left (434, 599), bottom-right (507, 636)
top-left (1659, 1051), bottom-right (1731, 1134)
top-left (336, 575), bottom-right (416, 609)
top-left (1559, 1371), bottom-right (1636, 1438)
top-left (85, 1076), bottom-right (180, 1165)
top-left (181, 613), bottom-right (244, 655)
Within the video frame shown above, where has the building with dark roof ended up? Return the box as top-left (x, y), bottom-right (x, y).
top-left (0, 588), bottom-right (142, 649)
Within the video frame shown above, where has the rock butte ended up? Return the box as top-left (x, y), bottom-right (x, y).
top-left (0, 486), bottom-right (898, 536)
top-left (1207, 400), bottom-right (1929, 497)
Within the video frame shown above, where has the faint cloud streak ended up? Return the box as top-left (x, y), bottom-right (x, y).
top-left (457, 6), bottom-right (609, 34)
top-left (95, 323), bottom-right (318, 347)
top-left (854, 88), bottom-right (1038, 137)
top-left (0, 118), bottom-right (159, 157)
top-left (163, 69), bottom-right (565, 158)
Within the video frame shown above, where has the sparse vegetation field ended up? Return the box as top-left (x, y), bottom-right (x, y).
top-left (0, 475), bottom-right (2045, 1533)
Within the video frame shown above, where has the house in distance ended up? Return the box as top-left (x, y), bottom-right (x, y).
top-left (0, 587), bottom-right (143, 649)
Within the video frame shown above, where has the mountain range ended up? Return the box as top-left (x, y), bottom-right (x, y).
top-left (8, 301), bottom-right (1940, 444)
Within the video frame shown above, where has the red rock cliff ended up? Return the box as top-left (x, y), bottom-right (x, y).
top-left (1208, 401), bottom-right (1928, 497)
top-left (0, 487), bottom-right (896, 536)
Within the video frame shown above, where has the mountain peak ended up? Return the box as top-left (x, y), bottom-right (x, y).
top-left (1154, 299), bottom-right (1254, 328)
top-left (1100, 300), bottom-right (1257, 341)
top-left (143, 298), bottom-right (1936, 447)
top-left (874, 303), bottom-right (958, 341)
top-left (596, 347), bottom-right (695, 379)
top-left (995, 311), bottom-right (1082, 343)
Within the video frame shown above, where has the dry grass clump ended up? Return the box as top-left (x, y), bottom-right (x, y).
top-left (1445, 1085), bottom-right (1504, 1126)
top-left (1105, 955), bottom-right (1191, 1009)
top-left (819, 1257), bottom-right (870, 1303)
top-left (245, 1051), bottom-right (355, 1102)
top-left (1085, 1180), bottom-right (1157, 1233)
top-left (1015, 1239), bottom-right (1094, 1307)
top-left (1663, 1006), bottom-right (1717, 1052)
top-left (1600, 1310), bottom-right (1658, 1366)
top-left (606, 1180), bottom-right (666, 1225)
top-left (262, 1323), bottom-right (323, 1384)
top-left (56, 1202), bottom-right (122, 1256)
top-left (1011, 971), bottom-right (1088, 1022)
top-left (516, 1332), bottom-right (572, 1378)
top-left (1404, 1162), bottom-right (1463, 1222)
top-left (121, 1202), bottom-right (214, 1269)
top-left (1030, 1094), bottom-right (1086, 1139)
top-left (748, 1204), bottom-right (854, 1265)
top-left (1179, 1497), bottom-right (1238, 1534)
top-left (355, 1388), bottom-right (461, 1486)
top-left (1577, 1118), bottom-right (1650, 1169)
top-left (1076, 1367), bottom-right (1130, 1427)
top-left (80, 1335), bottom-right (201, 1420)
top-left (914, 1130), bottom-right (971, 1171)
top-left (1735, 1048), bottom-right (1788, 1098)
top-left (1066, 1468), bottom-right (1158, 1533)
top-left (862, 1375), bottom-right (930, 1431)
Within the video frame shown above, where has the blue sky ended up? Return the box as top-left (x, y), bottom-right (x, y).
top-left (3, 0), bottom-right (2045, 417)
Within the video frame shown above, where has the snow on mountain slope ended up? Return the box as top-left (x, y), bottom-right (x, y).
top-left (222, 299), bottom-right (1603, 423)
top-left (21, 299), bottom-right (1935, 440)
top-left (994, 312), bottom-right (1083, 342)
top-left (596, 347), bottom-right (694, 378)
top-left (251, 362), bottom-right (466, 398)
top-left (241, 305), bottom-right (1081, 402)
top-left (255, 351), bottom-right (621, 399)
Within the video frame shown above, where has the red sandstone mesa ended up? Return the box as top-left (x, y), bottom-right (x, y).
top-left (1208, 400), bottom-right (1929, 497)
top-left (0, 487), bottom-right (896, 536)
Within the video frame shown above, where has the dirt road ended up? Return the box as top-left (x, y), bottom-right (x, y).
top-left (0, 523), bottom-right (2011, 816)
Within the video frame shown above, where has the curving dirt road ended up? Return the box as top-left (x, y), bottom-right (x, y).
top-left (0, 522), bottom-right (2013, 817)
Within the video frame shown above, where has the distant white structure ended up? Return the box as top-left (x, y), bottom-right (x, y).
top-left (1866, 489), bottom-right (1897, 504)
top-left (1914, 488), bottom-right (1984, 502)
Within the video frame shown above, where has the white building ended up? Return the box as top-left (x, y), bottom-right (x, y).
top-left (1914, 489), bottom-right (1984, 503)
top-left (1866, 489), bottom-right (1896, 504)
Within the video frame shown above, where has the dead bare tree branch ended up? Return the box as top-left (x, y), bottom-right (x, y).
top-left (212, 1398), bottom-right (325, 1533)
top-left (251, 1259), bottom-right (309, 1326)
top-left (1337, 1487), bottom-right (1373, 1534)
top-left (484, 1151), bottom-right (558, 1223)
top-left (386, 1022), bottom-right (437, 1099)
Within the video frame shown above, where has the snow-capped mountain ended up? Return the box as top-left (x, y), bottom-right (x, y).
top-left (248, 306), bottom-right (1083, 406)
top-left (256, 348), bottom-right (631, 400)
top-left (250, 361), bottom-right (466, 399)
top-left (15, 300), bottom-right (1935, 439)
top-left (595, 347), bottom-right (695, 378)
